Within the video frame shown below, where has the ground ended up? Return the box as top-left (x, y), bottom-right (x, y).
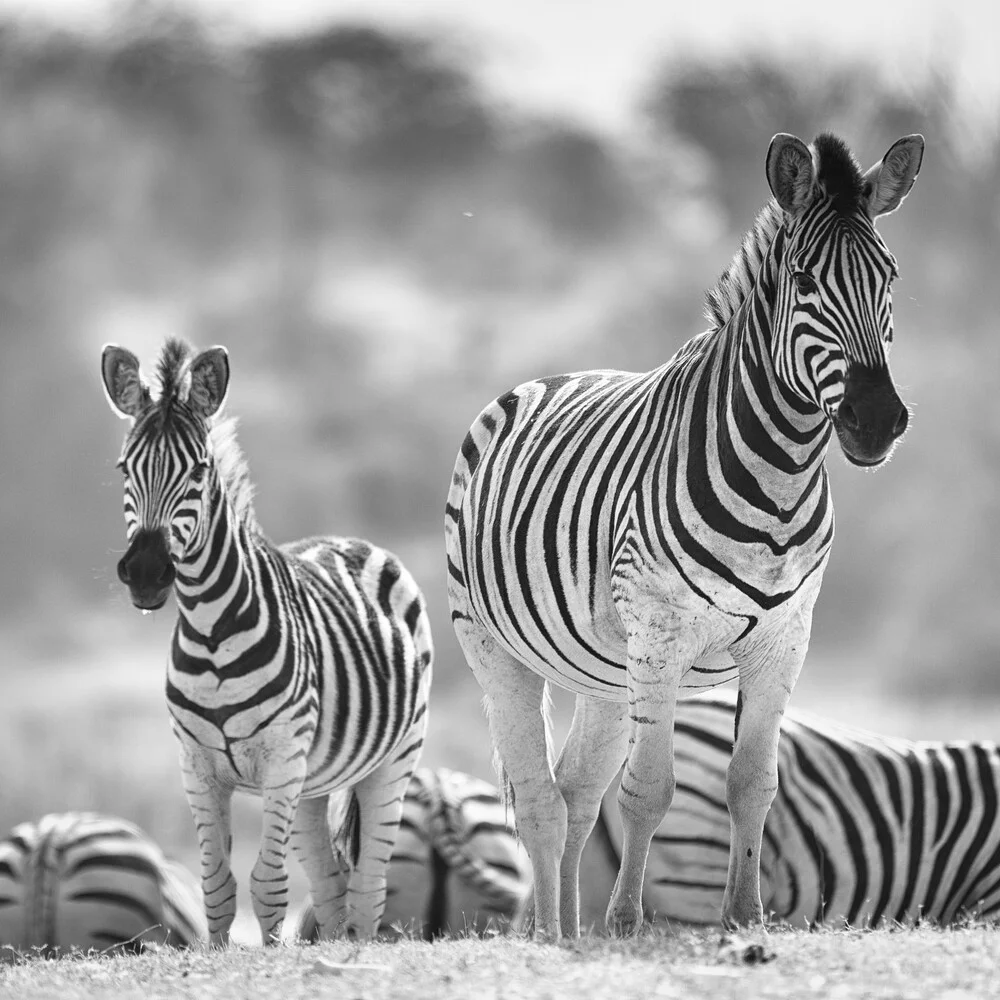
top-left (1, 926), bottom-right (998, 1000)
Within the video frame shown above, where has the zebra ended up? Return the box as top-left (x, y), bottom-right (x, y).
top-left (100, 338), bottom-right (433, 945)
top-left (0, 813), bottom-right (206, 960)
top-left (445, 131), bottom-right (924, 940)
top-left (295, 767), bottom-right (531, 941)
top-left (582, 691), bottom-right (1000, 929)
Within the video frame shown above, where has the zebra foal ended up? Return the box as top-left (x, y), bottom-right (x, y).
top-left (101, 339), bottom-right (433, 944)
top-left (446, 131), bottom-right (923, 939)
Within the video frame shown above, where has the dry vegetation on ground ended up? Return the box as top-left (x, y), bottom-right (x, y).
top-left (2, 926), bottom-right (999, 1000)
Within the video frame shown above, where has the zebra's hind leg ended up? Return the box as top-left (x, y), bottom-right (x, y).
top-left (290, 795), bottom-right (349, 941)
top-left (456, 623), bottom-right (566, 941)
top-left (554, 694), bottom-right (628, 938)
top-left (344, 711), bottom-right (428, 939)
top-left (179, 752), bottom-right (237, 948)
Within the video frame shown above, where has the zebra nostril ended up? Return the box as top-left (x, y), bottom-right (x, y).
top-left (837, 401), bottom-right (859, 432)
top-left (893, 406), bottom-right (909, 437)
top-left (157, 562), bottom-right (176, 587)
top-left (117, 557), bottom-right (131, 584)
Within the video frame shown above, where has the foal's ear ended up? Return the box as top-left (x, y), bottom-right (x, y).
top-left (862, 134), bottom-right (924, 219)
top-left (101, 345), bottom-right (151, 420)
top-left (186, 346), bottom-right (230, 419)
top-left (766, 133), bottom-right (817, 217)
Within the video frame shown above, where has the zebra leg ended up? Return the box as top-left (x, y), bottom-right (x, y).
top-left (290, 795), bottom-right (349, 941)
top-left (722, 618), bottom-right (812, 928)
top-left (343, 729), bottom-right (425, 939)
top-left (606, 612), bottom-right (685, 937)
top-left (457, 623), bottom-right (566, 941)
top-left (251, 761), bottom-right (309, 944)
top-left (554, 694), bottom-right (628, 938)
top-left (179, 752), bottom-right (236, 947)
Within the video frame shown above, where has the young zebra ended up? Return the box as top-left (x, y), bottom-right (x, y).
top-left (446, 132), bottom-right (924, 940)
top-left (584, 692), bottom-right (1000, 928)
top-left (101, 339), bottom-right (433, 945)
top-left (295, 767), bottom-right (530, 940)
top-left (0, 813), bottom-right (206, 960)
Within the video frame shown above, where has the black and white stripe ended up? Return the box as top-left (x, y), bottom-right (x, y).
top-left (589, 692), bottom-right (1000, 928)
top-left (101, 338), bottom-right (433, 945)
top-left (445, 132), bottom-right (924, 939)
top-left (0, 813), bottom-right (205, 959)
top-left (295, 767), bottom-right (530, 940)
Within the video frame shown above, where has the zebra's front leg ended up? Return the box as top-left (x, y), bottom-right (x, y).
top-left (723, 613), bottom-right (813, 929)
top-left (180, 752), bottom-right (236, 948)
top-left (290, 794), bottom-right (350, 941)
top-left (252, 758), bottom-right (309, 944)
top-left (606, 611), bottom-right (685, 937)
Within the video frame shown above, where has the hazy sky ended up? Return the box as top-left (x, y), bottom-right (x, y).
top-left (2, 0), bottom-right (997, 130)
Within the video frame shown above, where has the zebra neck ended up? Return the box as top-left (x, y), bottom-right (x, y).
top-left (173, 476), bottom-right (260, 643)
top-left (715, 245), bottom-right (832, 505)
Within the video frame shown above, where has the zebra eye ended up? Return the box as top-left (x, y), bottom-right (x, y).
top-left (793, 272), bottom-right (817, 295)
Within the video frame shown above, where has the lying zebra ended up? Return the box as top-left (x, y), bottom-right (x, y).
top-left (585, 691), bottom-right (1000, 928)
top-left (0, 813), bottom-right (205, 960)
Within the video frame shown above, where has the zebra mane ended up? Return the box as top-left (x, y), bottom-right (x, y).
top-left (704, 199), bottom-right (783, 332)
top-left (208, 416), bottom-right (259, 532)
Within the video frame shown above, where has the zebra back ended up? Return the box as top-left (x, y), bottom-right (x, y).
top-left (0, 813), bottom-right (206, 960)
top-left (589, 692), bottom-right (1000, 928)
top-left (295, 767), bottom-right (530, 940)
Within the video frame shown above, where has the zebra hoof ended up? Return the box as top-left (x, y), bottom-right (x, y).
top-left (605, 896), bottom-right (643, 938)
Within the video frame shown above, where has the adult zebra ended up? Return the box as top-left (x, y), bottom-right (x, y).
top-left (101, 339), bottom-right (433, 945)
top-left (0, 813), bottom-right (206, 960)
top-left (582, 692), bottom-right (1000, 928)
top-left (446, 131), bottom-right (924, 940)
top-left (295, 767), bottom-right (530, 941)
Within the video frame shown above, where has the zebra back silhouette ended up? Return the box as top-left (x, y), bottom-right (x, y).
top-left (295, 767), bottom-right (530, 940)
top-left (446, 131), bottom-right (924, 939)
top-left (0, 813), bottom-right (206, 960)
top-left (100, 339), bottom-right (433, 944)
top-left (585, 691), bottom-right (1000, 928)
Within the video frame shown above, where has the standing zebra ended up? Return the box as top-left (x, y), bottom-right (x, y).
top-left (446, 131), bottom-right (923, 940)
top-left (101, 339), bottom-right (433, 945)
top-left (295, 767), bottom-right (530, 940)
top-left (0, 813), bottom-right (206, 960)
top-left (584, 692), bottom-right (1000, 928)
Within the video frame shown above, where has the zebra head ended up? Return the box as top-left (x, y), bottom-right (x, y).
top-left (101, 339), bottom-right (230, 611)
top-left (766, 131), bottom-right (924, 467)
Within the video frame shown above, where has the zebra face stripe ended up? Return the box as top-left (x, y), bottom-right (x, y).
top-left (773, 204), bottom-right (907, 466)
top-left (116, 413), bottom-right (213, 608)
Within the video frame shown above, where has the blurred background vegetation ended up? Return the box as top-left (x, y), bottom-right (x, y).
top-left (1, 1), bottom-right (997, 934)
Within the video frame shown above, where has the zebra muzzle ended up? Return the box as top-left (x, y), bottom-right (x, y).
top-left (117, 528), bottom-right (175, 610)
top-left (833, 366), bottom-right (908, 467)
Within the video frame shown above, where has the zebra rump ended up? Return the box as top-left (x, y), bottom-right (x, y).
top-left (585, 692), bottom-right (1000, 928)
top-left (295, 768), bottom-right (530, 940)
top-left (0, 813), bottom-right (206, 960)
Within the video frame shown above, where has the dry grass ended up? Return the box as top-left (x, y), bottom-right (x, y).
top-left (1, 925), bottom-right (998, 1000)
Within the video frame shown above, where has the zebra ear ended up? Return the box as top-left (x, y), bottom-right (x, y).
top-left (186, 346), bottom-right (230, 419)
top-left (766, 133), bottom-right (816, 216)
top-left (862, 134), bottom-right (924, 219)
top-left (101, 344), bottom-right (151, 420)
